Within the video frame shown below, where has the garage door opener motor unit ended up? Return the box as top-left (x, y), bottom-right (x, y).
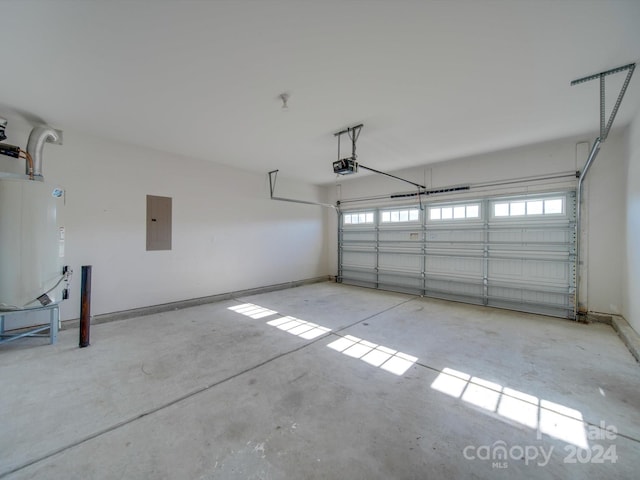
top-left (333, 124), bottom-right (428, 192)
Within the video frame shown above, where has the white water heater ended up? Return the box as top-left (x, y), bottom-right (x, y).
top-left (0, 178), bottom-right (66, 310)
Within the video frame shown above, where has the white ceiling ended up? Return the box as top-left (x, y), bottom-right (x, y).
top-left (2, 0), bottom-right (639, 186)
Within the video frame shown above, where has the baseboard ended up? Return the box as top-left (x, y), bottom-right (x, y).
top-left (610, 315), bottom-right (640, 364)
top-left (586, 312), bottom-right (639, 364)
top-left (61, 276), bottom-right (332, 329)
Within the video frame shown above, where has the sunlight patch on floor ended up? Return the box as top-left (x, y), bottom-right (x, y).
top-left (431, 367), bottom-right (589, 449)
top-left (327, 335), bottom-right (418, 376)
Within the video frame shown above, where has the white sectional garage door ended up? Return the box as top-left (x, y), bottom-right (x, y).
top-left (339, 191), bottom-right (576, 318)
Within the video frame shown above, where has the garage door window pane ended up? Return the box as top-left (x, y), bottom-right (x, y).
top-left (430, 208), bottom-right (441, 220)
top-left (495, 203), bottom-right (509, 217)
top-left (381, 211), bottom-right (390, 222)
top-left (466, 205), bottom-right (479, 218)
top-left (527, 201), bottom-right (543, 215)
top-left (399, 210), bottom-right (408, 221)
top-left (409, 209), bottom-right (419, 221)
top-left (453, 206), bottom-right (466, 219)
top-left (545, 199), bottom-right (563, 214)
top-left (510, 202), bottom-right (525, 216)
top-left (441, 207), bottom-right (453, 219)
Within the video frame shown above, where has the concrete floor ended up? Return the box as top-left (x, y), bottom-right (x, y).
top-left (1, 282), bottom-right (639, 479)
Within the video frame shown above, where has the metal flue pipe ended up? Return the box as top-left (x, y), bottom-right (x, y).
top-left (26, 126), bottom-right (63, 178)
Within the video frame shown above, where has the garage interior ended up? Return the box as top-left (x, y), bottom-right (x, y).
top-left (1, 1), bottom-right (640, 479)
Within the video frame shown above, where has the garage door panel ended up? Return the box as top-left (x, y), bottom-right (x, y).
top-left (427, 229), bottom-right (484, 243)
top-left (489, 284), bottom-right (569, 304)
top-left (489, 228), bottom-right (570, 244)
top-left (426, 254), bottom-right (483, 277)
top-left (379, 229), bottom-right (422, 242)
top-left (342, 250), bottom-right (376, 269)
top-left (425, 277), bottom-right (483, 300)
top-left (489, 245), bottom-right (570, 255)
top-left (487, 299), bottom-right (570, 318)
top-left (488, 258), bottom-right (570, 285)
top-left (379, 252), bottom-right (422, 272)
top-left (378, 272), bottom-right (422, 292)
top-left (341, 266), bottom-right (377, 287)
top-left (342, 230), bottom-right (376, 243)
top-left (342, 279), bottom-right (376, 289)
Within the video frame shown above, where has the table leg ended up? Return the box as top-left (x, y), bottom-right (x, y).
top-left (50, 306), bottom-right (59, 345)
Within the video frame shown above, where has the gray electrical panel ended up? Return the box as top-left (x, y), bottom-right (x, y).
top-left (146, 195), bottom-right (172, 251)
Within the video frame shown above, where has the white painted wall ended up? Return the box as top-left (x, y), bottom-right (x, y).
top-left (624, 110), bottom-right (640, 334)
top-left (1, 116), bottom-right (329, 321)
top-left (325, 133), bottom-right (627, 316)
top-left (583, 132), bottom-right (626, 316)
